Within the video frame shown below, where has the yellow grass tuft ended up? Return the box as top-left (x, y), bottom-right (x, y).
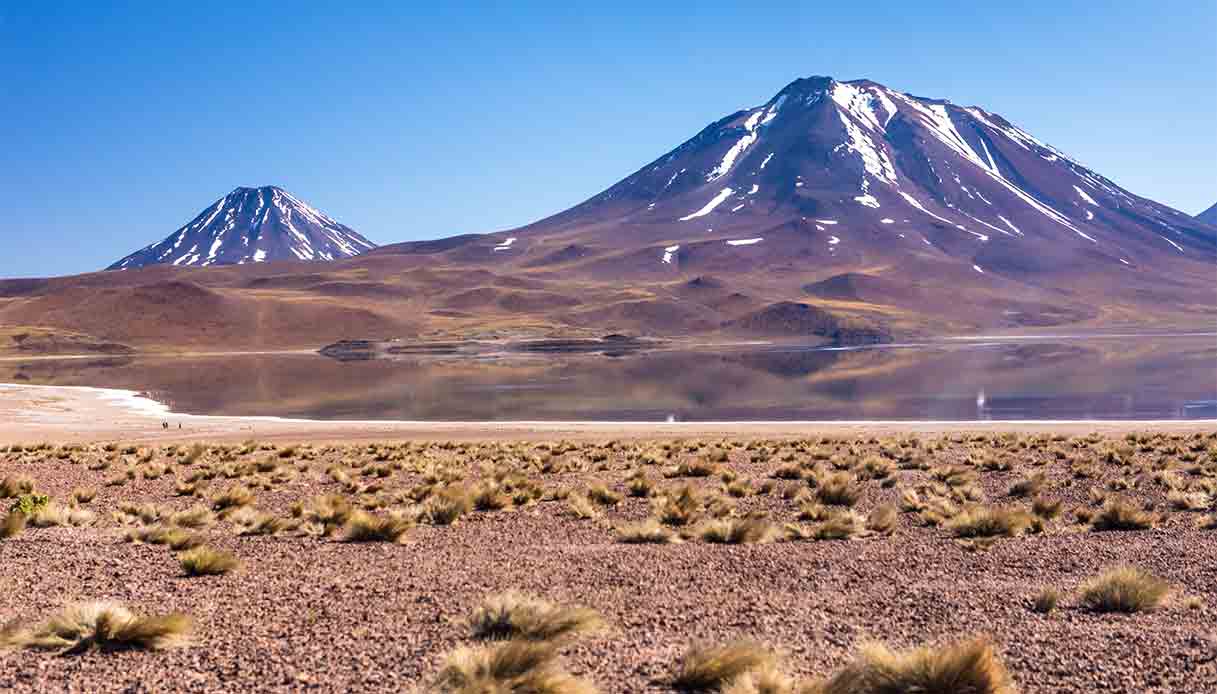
top-left (616, 519), bottom-right (682, 544)
top-left (339, 510), bottom-right (412, 543)
top-left (810, 636), bottom-right (1015, 694)
top-left (671, 641), bottom-right (778, 691)
top-left (1090, 498), bottom-right (1155, 531)
top-left (0, 601), bottom-right (192, 654)
top-left (946, 506), bottom-right (1033, 538)
top-left (1, 511), bottom-right (26, 539)
top-left (179, 546), bottom-right (239, 576)
top-left (698, 518), bottom-right (780, 545)
top-left (1079, 566), bottom-right (1170, 613)
top-left (467, 591), bottom-right (604, 642)
top-left (434, 640), bottom-right (597, 694)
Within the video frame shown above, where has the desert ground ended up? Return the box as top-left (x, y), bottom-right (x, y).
top-left (0, 386), bottom-right (1215, 692)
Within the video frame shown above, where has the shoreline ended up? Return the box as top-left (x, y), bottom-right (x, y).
top-left (0, 382), bottom-right (1213, 444)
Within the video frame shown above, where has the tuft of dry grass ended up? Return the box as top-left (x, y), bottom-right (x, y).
top-left (698, 518), bottom-right (780, 545)
top-left (70, 487), bottom-right (98, 504)
top-left (566, 493), bottom-right (601, 520)
top-left (1079, 566), bottom-right (1170, 613)
top-left (810, 636), bottom-right (1015, 694)
top-left (814, 510), bottom-right (864, 541)
top-left (671, 641), bottom-right (778, 691)
top-left (28, 503), bottom-right (96, 528)
top-left (1032, 587), bottom-right (1060, 614)
top-left (1090, 498), bottom-right (1155, 531)
top-left (0, 601), bottom-right (192, 654)
top-left (434, 640), bottom-right (596, 694)
top-left (210, 485), bottom-right (255, 514)
top-left (722, 666), bottom-right (797, 694)
top-left (616, 519), bottom-right (681, 544)
top-left (424, 487), bottom-right (472, 526)
top-left (339, 510), bottom-right (412, 543)
top-left (125, 525), bottom-right (202, 550)
top-left (0, 475), bottom-right (35, 498)
top-left (946, 506), bottom-right (1033, 538)
top-left (1, 511), bottom-right (26, 539)
top-left (467, 592), bottom-right (604, 642)
top-left (179, 546), bottom-right (239, 576)
top-left (816, 473), bottom-right (862, 507)
top-left (865, 504), bottom-right (897, 535)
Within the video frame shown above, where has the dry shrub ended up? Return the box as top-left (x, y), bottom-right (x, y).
top-left (125, 525), bottom-right (201, 550)
top-left (28, 503), bottom-right (96, 528)
top-left (210, 485), bottom-right (254, 514)
top-left (567, 493), bottom-right (601, 520)
top-left (865, 504), bottom-right (897, 535)
top-left (946, 506), bottom-right (1033, 538)
top-left (1008, 473), bottom-right (1045, 498)
top-left (179, 546), bottom-right (239, 576)
top-left (1, 511), bottom-right (26, 539)
top-left (671, 641), bottom-right (777, 691)
top-left (816, 473), bottom-right (861, 507)
top-left (300, 493), bottom-right (354, 533)
top-left (169, 505), bottom-right (215, 529)
top-left (71, 487), bottom-right (98, 504)
top-left (588, 485), bottom-right (622, 507)
top-left (814, 510), bottom-right (864, 541)
top-left (0, 601), bottom-right (192, 653)
top-left (616, 519), bottom-right (681, 544)
top-left (810, 636), bottom-right (1014, 694)
top-left (434, 640), bottom-right (596, 694)
top-left (656, 485), bottom-right (702, 526)
top-left (698, 519), bottom-right (780, 545)
top-left (1079, 566), bottom-right (1170, 613)
top-left (1090, 498), bottom-right (1155, 531)
top-left (1030, 497), bottom-right (1062, 519)
top-left (1167, 490), bottom-right (1209, 511)
top-left (1032, 587), bottom-right (1060, 614)
top-left (425, 487), bottom-right (472, 526)
top-left (722, 666), bottom-right (797, 694)
top-left (0, 475), bottom-right (35, 498)
top-left (467, 592), bottom-right (603, 642)
top-left (472, 483), bottom-right (512, 512)
top-left (339, 510), bottom-right (412, 543)
top-left (228, 507), bottom-right (291, 536)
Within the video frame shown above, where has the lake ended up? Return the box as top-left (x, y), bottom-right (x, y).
top-left (2, 335), bottom-right (1214, 421)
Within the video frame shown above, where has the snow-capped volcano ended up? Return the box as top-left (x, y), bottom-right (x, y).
top-left (108, 186), bottom-right (375, 270)
top-left (483, 75), bottom-right (1213, 274)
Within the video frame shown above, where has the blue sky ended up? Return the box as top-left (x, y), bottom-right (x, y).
top-left (2, 1), bottom-right (1214, 278)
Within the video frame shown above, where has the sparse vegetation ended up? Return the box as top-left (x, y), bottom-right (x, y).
top-left (671, 641), bottom-right (777, 691)
top-left (1079, 566), bottom-right (1170, 613)
top-left (810, 636), bottom-right (1014, 694)
top-left (434, 640), bottom-right (596, 694)
top-left (467, 592), bottom-right (603, 641)
top-left (179, 546), bottom-right (239, 576)
top-left (0, 601), bottom-right (192, 653)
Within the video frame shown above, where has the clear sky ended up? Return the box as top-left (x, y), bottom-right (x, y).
top-left (2, 1), bottom-right (1214, 279)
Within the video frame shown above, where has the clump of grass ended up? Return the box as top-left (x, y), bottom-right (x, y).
top-left (1, 511), bottom-right (26, 539)
top-left (722, 666), bottom-right (796, 694)
top-left (814, 510), bottom-right (864, 541)
top-left (865, 504), bottom-right (897, 535)
top-left (627, 475), bottom-right (654, 498)
top-left (467, 592), bottom-right (603, 642)
top-left (656, 485), bottom-right (702, 526)
top-left (472, 483), bottom-right (512, 512)
top-left (424, 487), bottom-right (472, 526)
top-left (169, 505), bottom-right (215, 529)
top-left (71, 487), bottom-right (98, 504)
top-left (698, 518), bottom-right (779, 545)
top-left (178, 546), bottom-right (239, 576)
top-left (1032, 587), bottom-right (1060, 614)
top-left (0, 601), bottom-right (192, 653)
top-left (946, 506), bottom-right (1033, 538)
top-left (125, 525), bottom-right (201, 550)
top-left (1079, 566), bottom-right (1170, 613)
top-left (228, 507), bottom-right (292, 536)
top-left (339, 510), bottom-right (412, 543)
top-left (1167, 490), bottom-right (1209, 511)
top-left (1008, 473), bottom-right (1045, 498)
top-left (210, 485), bottom-right (254, 515)
top-left (816, 473), bottom-right (861, 507)
top-left (0, 475), bottom-right (35, 498)
top-left (811, 636), bottom-right (1014, 694)
top-left (615, 519), bottom-right (681, 544)
top-left (566, 493), bottom-right (601, 520)
top-left (1090, 498), bottom-right (1155, 531)
top-left (28, 503), bottom-right (95, 528)
top-left (587, 485), bottom-right (622, 507)
top-left (671, 641), bottom-right (777, 691)
top-left (1031, 497), bottom-right (1062, 519)
top-left (433, 640), bottom-right (595, 694)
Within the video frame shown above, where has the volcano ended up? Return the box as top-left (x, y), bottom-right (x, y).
top-left (108, 186), bottom-right (375, 270)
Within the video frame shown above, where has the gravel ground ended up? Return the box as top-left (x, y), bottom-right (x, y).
top-left (1, 433), bottom-right (1216, 692)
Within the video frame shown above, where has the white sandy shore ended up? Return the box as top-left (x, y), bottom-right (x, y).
top-left (0, 383), bottom-right (1213, 444)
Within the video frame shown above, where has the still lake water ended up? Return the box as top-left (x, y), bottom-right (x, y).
top-left (5, 335), bottom-right (1215, 421)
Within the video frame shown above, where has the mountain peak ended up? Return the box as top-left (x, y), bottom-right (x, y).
top-left (107, 187), bottom-right (375, 271)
